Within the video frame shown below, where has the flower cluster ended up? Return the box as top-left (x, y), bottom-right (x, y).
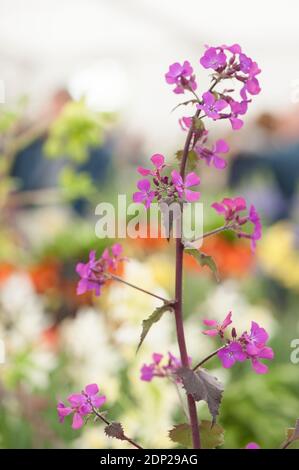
top-left (140, 352), bottom-right (188, 382)
top-left (57, 384), bottom-right (106, 429)
top-left (212, 197), bottom-right (262, 251)
top-left (133, 154), bottom-right (200, 207)
top-left (165, 61), bottom-right (197, 94)
top-left (166, 44), bottom-right (261, 133)
top-left (199, 44), bottom-right (261, 129)
top-left (203, 313), bottom-right (274, 374)
top-left (76, 244), bottom-right (123, 296)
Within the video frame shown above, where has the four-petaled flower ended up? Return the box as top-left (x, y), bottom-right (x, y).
top-left (76, 244), bottom-right (123, 296)
top-left (165, 61), bottom-right (197, 94)
top-left (200, 46), bottom-right (227, 70)
top-left (204, 313), bottom-right (274, 374)
top-left (218, 342), bottom-right (247, 368)
top-left (197, 91), bottom-right (228, 120)
top-left (133, 179), bottom-right (155, 208)
top-left (171, 170), bottom-right (200, 202)
top-left (203, 311), bottom-right (232, 338)
top-left (196, 139), bottom-right (229, 169)
top-left (138, 154), bottom-right (166, 176)
top-left (57, 384), bottom-right (106, 430)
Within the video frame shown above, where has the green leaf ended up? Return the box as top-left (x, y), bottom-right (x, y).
top-left (200, 420), bottom-right (225, 449)
top-left (184, 248), bottom-right (219, 282)
top-left (175, 150), bottom-right (198, 172)
top-left (169, 424), bottom-right (192, 448)
top-left (137, 303), bottom-right (173, 352)
top-left (176, 367), bottom-right (224, 425)
top-left (168, 421), bottom-right (224, 449)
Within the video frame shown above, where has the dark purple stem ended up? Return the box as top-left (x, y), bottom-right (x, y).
top-left (192, 346), bottom-right (225, 371)
top-left (174, 109), bottom-right (201, 450)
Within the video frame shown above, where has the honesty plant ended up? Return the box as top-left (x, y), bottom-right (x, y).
top-left (57, 43), bottom-right (297, 450)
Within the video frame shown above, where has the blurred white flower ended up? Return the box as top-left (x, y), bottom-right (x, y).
top-left (202, 280), bottom-right (277, 337)
top-left (60, 307), bottom-right (120, 400)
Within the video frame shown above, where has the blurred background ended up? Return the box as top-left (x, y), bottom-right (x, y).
top-left (0, 0), bottom-right (299, 449)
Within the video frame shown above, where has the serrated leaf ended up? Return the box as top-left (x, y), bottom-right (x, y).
top-left (176, 367), bottom-right (206, 401)
top-left (200, 420), bottom-right (225, 448)
top-left (168, 421), bottom-right (224, 449)
top-left (198, 369), bottom-right (224, 425)
top-left (104, 422), bottom-right (125, 440)
top-left (184, 248), bottom-right (219, 282)
top-left (169, 424), bottom-right (192, 448)
top-left (176, 367), bottom-right (223, 425)
top-left (137, 303), bottom-right (173, 352)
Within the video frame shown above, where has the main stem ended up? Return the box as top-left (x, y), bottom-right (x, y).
top-left (174, 109), bottom-right (201, 449)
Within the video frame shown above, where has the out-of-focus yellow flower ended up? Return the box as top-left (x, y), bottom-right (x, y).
top-left (258, 222), bottom-right (299, 290)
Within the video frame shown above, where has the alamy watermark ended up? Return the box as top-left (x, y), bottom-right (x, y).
top-left (290, 339), bottom-right (299, 364)
top-left (95, 195), bottom-right (204, 247)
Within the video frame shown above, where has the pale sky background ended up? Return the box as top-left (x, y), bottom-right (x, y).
top-left (1, 0), bottom-right (299, 152)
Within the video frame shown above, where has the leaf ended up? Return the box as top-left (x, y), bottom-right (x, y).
top-left (198, 369), bottom-right (224, 425)
top-left (175, 150), bottom-right (198, 172)
top-left (137, 303), bottom-right (173, 352)
top-left (176, 367), bottom-right (206, 401)
top-left (184, 248), bottom-right (219, 282)
top-left (169, 424), bottom-right (192, 448)
top-left (168, 421), bottom-right (224, 449)
top-left (104, 422), bottom-right (126, 441)
top-left (176, 367), bottom-right (224, 425)
top-left (200, 420), bottom-right (225, 449)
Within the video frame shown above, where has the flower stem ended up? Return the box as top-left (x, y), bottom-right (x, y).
top-left (92, 408), bottom-right (143, 450)
top-left (109, 274), bottom-right (173, 304)
top-left (193, 346), bottom-right (225, 371)
top-left (186, 224), bottom-right (234, 245)
top-left (173, 110), bottom-right (201, 450)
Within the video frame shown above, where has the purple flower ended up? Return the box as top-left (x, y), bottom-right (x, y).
top-left (211, 196), bottom-right (247, 222)
top-left (171, 170), bottom-right (200, 202)
top-left (238, 204), bottom-right (262, 251)
top-left (140, 352), bottom-right (186, 382)
top-left (196, 139), bottom-right (229, 169)
top-left (57, 384), bottom-right (106, 430)
top-left (76, 244), bottom-right (124, 296)
top-left (212, 197), bottom-right (262, 251)
top-left (218, 342), bottom-right (247, 369)
top-left (165, 61), bottom-right (197, 94)
top-left (179, 116), bottom-right (193, 132)
top-left (200, 47), bottom-right (227, 70)
top-left (203, 311), bottom-right (232, 337)
top-left (246, 442), bottom-right (260, 449)
top-left (138, 154), bottom-right (165, 176)
top-left (197, 92), bottom-right (228, 120)
top-left (133, 179), bottom-right (155, 208)
top-left (229, 99), bottom-right (248, 130)
top-left (76, 250), bottom-right (101, 296)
